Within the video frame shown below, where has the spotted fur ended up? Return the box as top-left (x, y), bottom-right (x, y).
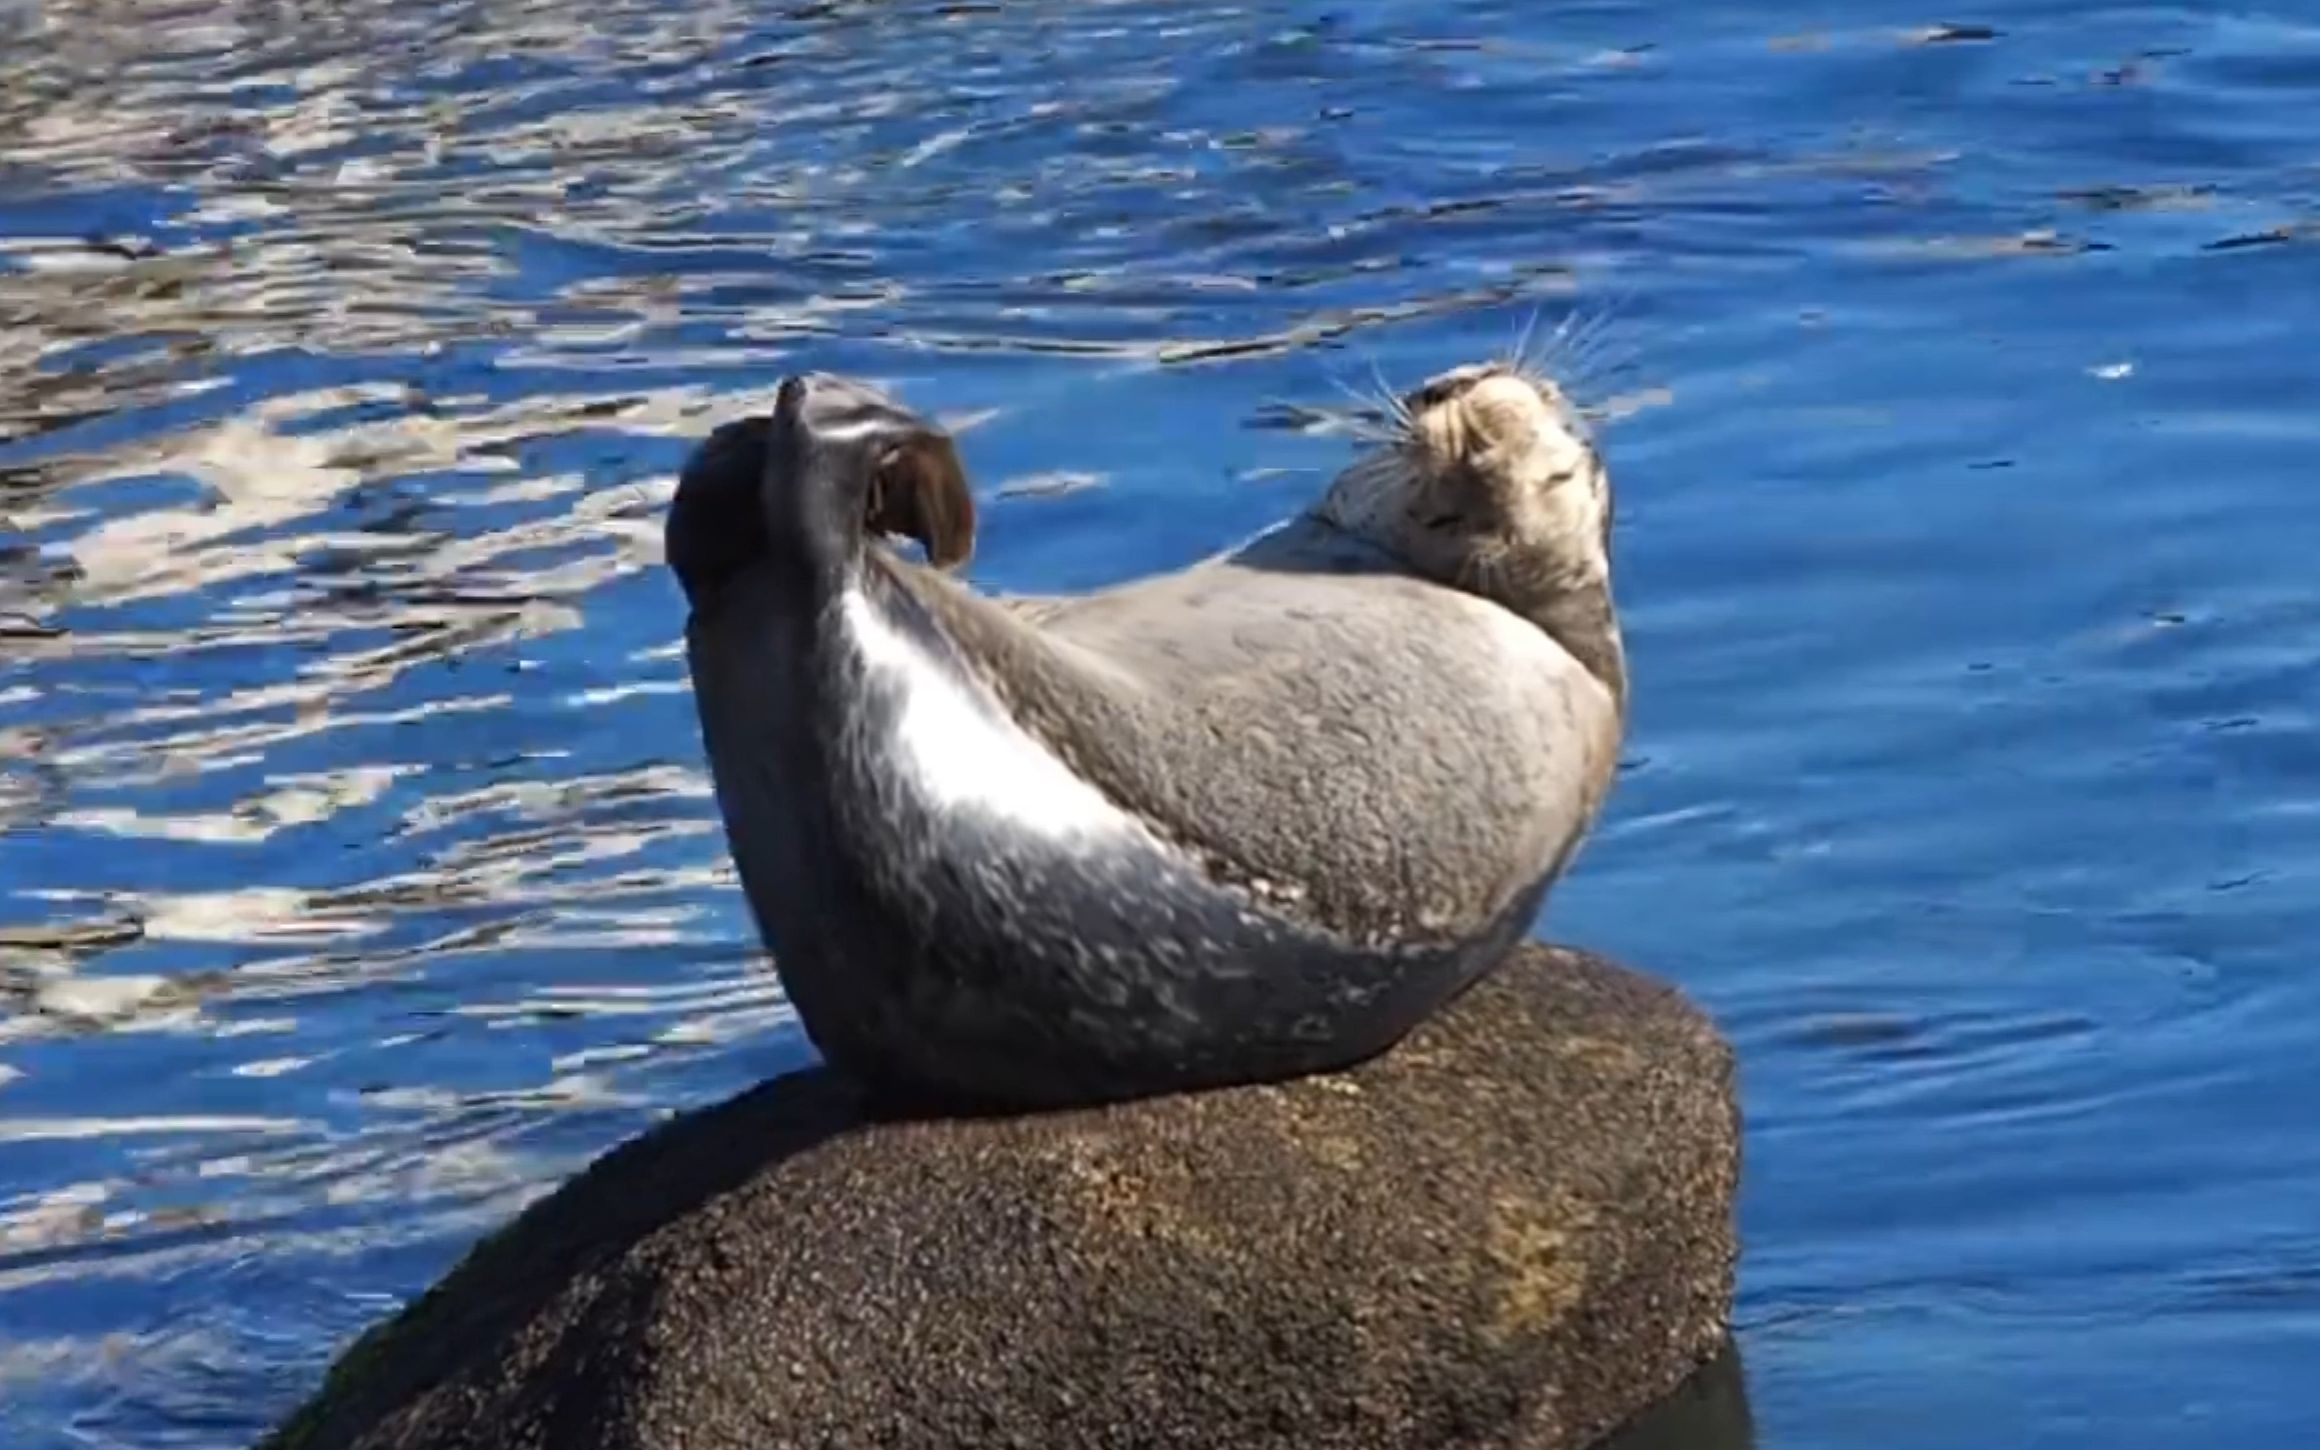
top-left (669, 362), bottom-right (1628, 1108)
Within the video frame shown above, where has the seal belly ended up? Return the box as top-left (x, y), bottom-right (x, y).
top-left (1020, 558), bottom-right (1618, 950)
top-left (696, 564), bottom-right (1542, 1108)
top-left (835, 586), bottom-right (1143, 847)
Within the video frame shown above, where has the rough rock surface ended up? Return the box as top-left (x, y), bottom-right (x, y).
top-left (264, 944), bottom-right (1741, 1450)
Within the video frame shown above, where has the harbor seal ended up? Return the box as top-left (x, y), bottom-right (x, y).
top-left (669, 359), bottom-right (1626, 1109)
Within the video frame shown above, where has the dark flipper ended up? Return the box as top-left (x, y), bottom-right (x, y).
top-left (667, 374), bottom-right (975, 615)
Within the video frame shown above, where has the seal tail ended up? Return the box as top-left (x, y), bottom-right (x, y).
top-left (769, 372), bottom-right (978, 578)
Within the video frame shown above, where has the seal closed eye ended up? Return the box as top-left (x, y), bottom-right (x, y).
top-left (671, 362), bottom-right (1628, 1109)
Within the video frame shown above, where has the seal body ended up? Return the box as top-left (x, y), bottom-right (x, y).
top-left (672, 366), bottom-right (1626, 1108)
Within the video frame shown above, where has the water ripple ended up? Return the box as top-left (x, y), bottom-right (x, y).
top-left (4, 1), bottom-right (2317, 1446)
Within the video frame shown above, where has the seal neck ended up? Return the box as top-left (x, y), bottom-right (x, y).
top-left (1533, 578), bottom-right (1628, 720)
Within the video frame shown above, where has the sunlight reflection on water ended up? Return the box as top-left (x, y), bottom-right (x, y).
top-left (3, 0), bottom-right (2318, 1446)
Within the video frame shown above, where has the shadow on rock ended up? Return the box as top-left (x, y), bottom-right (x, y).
top-left (265, 943), bottom-right (1741, 1450)
top-left (1599, 1338), bottom-right (1753, 1450)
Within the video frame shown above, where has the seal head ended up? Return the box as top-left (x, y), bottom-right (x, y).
top-left (1312, 361), bottom-right (1623, 710)
top-left (673, 361), bottom-right (1625, 1109)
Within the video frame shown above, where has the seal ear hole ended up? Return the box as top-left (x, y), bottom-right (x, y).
top-left (866, 434), bottom-right (977, 570)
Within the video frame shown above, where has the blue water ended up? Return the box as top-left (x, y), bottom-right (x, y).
top-left (2, 1), bottom-right (2315, 1445)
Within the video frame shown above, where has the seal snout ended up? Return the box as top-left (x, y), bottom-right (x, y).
top-left (1405, 366), bottom-right (1585, 470)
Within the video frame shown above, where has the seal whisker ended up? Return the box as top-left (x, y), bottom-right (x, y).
top-left (1503, 300), bottom-right (1549, 381)
top-left (1584, 290), bottom-right (1644, 370)
top-left (1565, 310), bottom-right (1638, 386)
top-left (1546, 307), bottom-right (1601, 380)
top-left (1355, 348), bottom-right (1416, 440)
top-left (1528, 291), bottom-right (1646, 422)
top-left (1314, 372), bottom-right (1403, 444)
top-left (1459, 541), bottom-right (1507, 602)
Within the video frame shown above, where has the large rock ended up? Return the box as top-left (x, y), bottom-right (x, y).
top-left (1598, 1340), bottom-right (1753, 1450)
top-left (263, 944), bottom-right (1741, 1450)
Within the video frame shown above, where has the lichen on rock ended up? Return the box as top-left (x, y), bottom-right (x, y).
top-left (264, 943), bottom-right (1741, 1450)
